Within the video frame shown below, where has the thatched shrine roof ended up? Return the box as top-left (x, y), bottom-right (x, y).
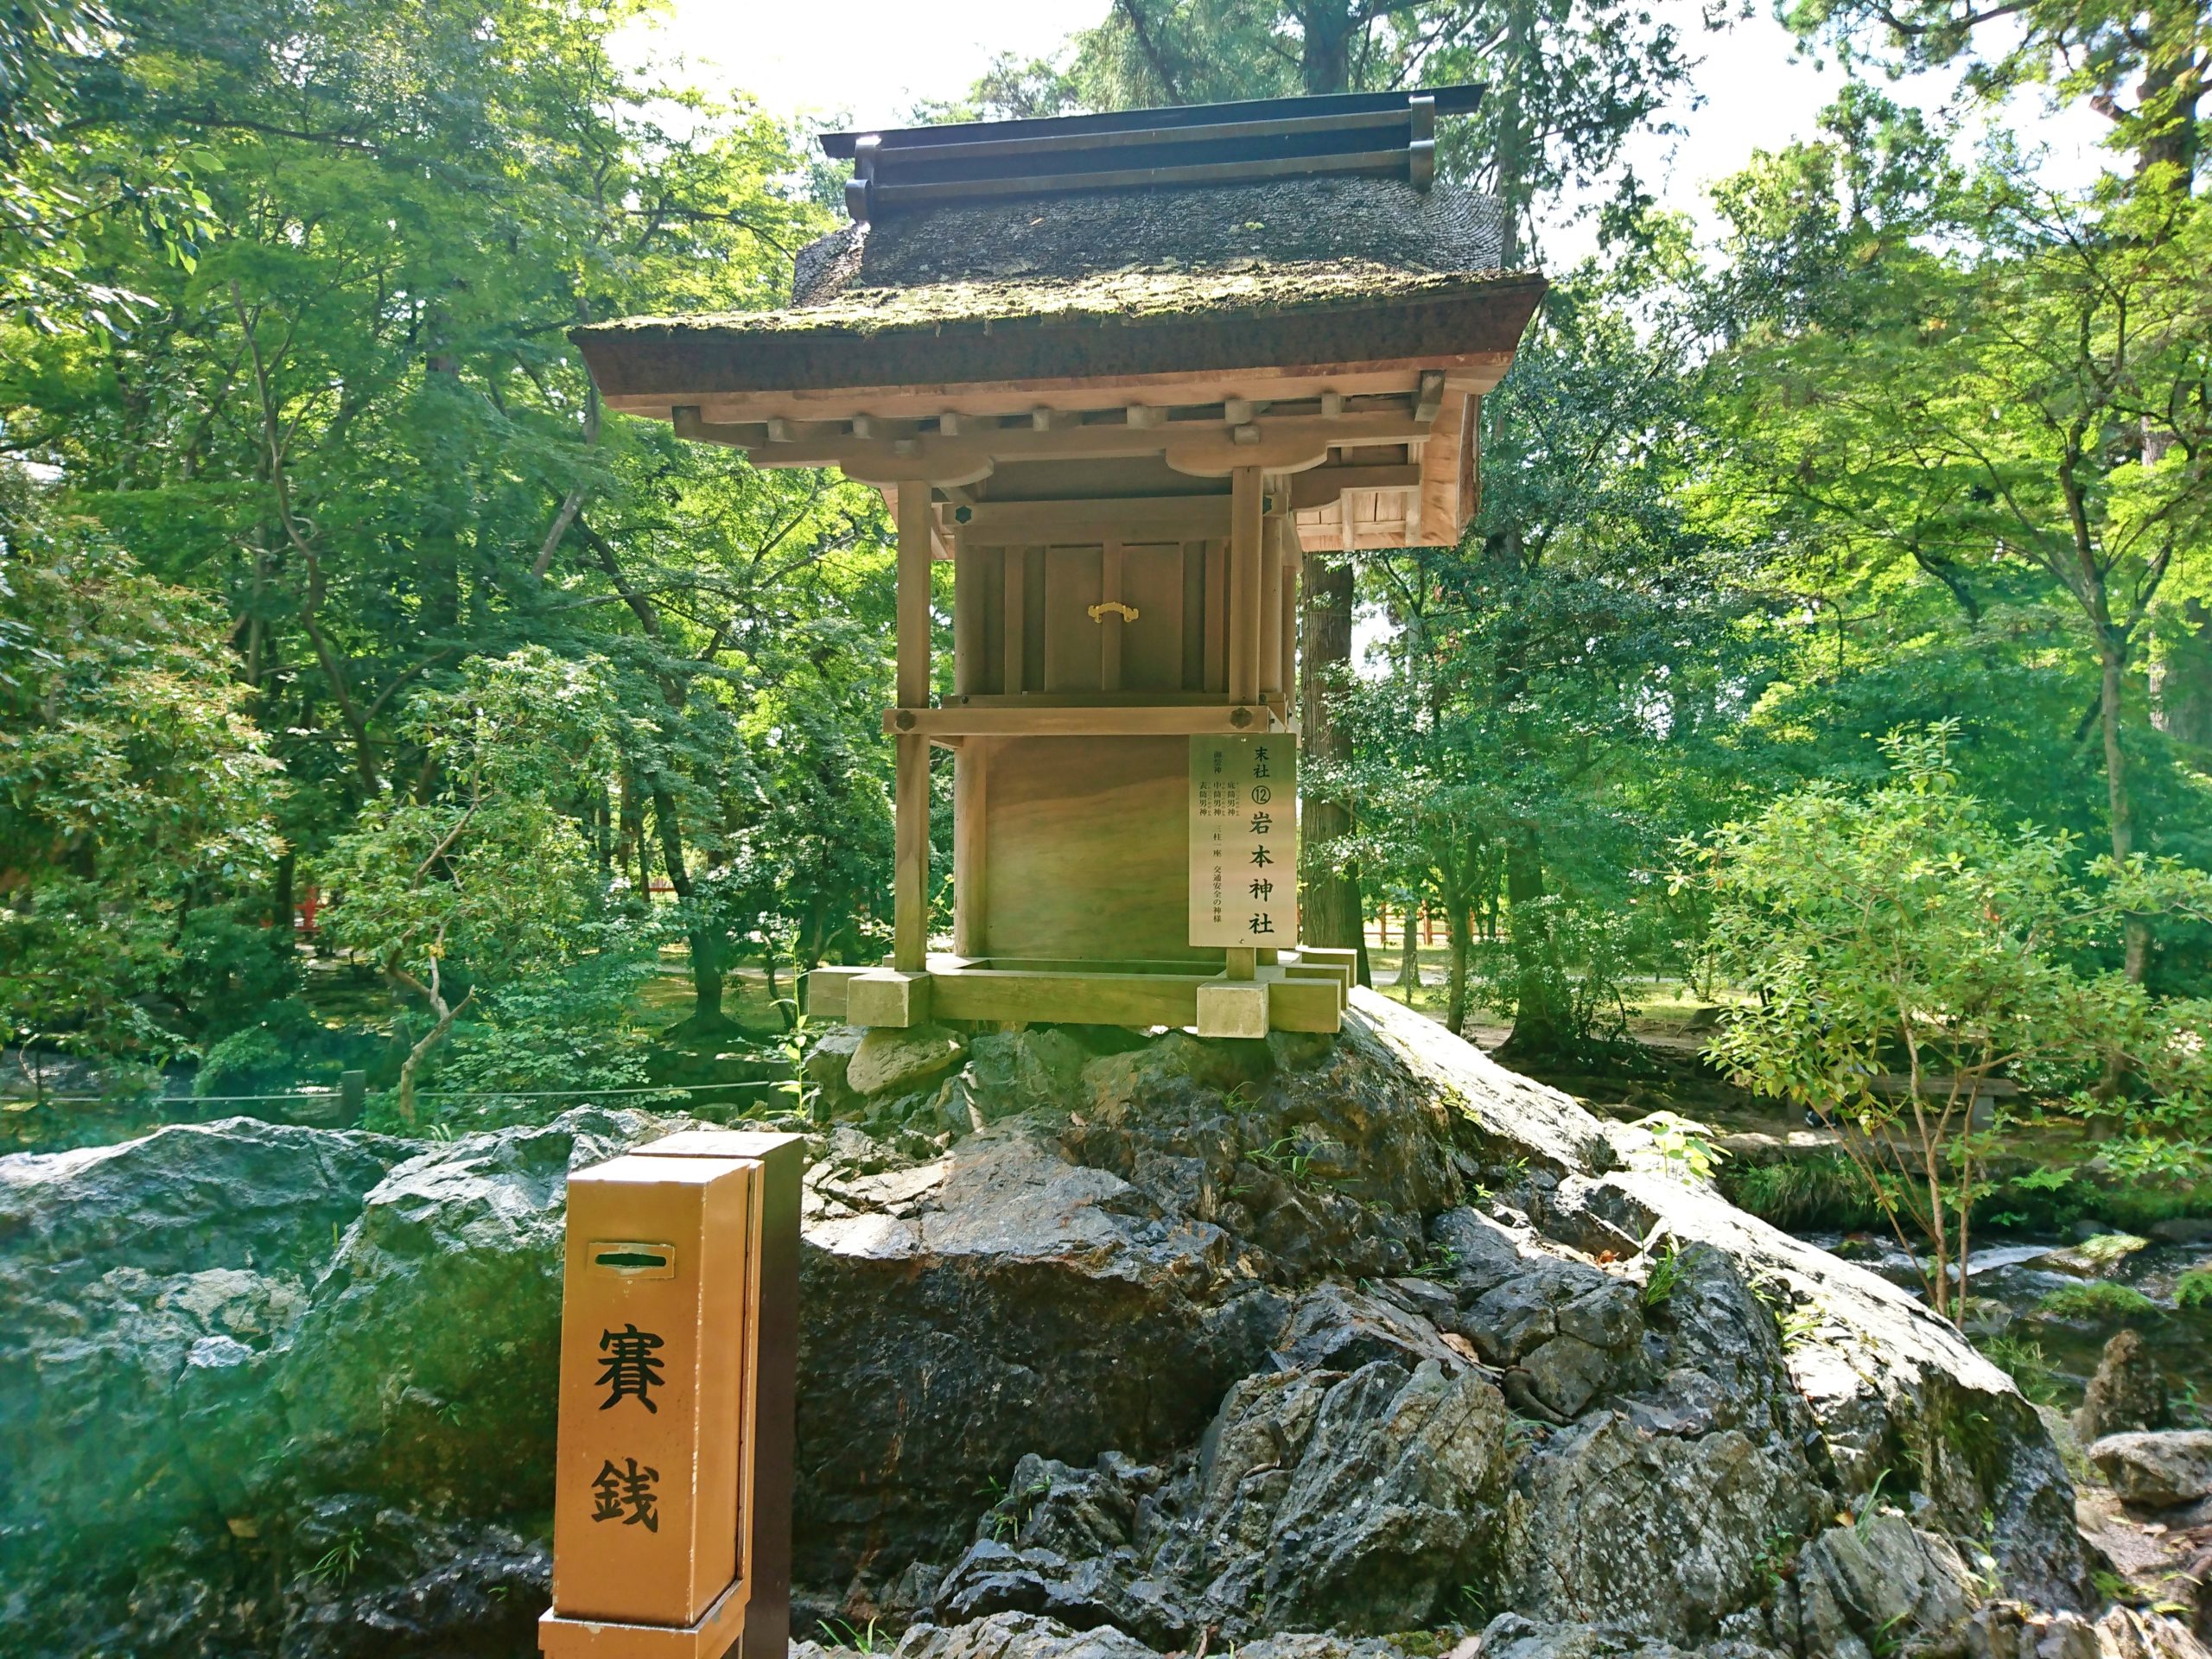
top-left (573, 176), bottom-right (1540, 413)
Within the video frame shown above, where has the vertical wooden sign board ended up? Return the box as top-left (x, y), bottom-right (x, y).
top-left (1189, 734), bottom-right (1298, 947)
top-left (540, 1130), bottom-right (803, 1659)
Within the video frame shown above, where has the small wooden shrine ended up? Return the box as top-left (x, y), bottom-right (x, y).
top-left (573, 87), bottom-right (1543, 1039)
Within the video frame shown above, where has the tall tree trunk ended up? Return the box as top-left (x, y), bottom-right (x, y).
top-left (1395, 895), bottom-right (1421, 995)
top-left (1300, 547), bottom-right (1366, 976)
top-left (1444, 895), bottom-right (1471, 1035)
top-left (2131, 3), bottom-right (2202, 188)
top-left (1287, 5), bottom-right (1369, 984)
top-left (652, 786), bottom-right (725, 1027)
top-left (1501, 826), bottom-right (1572, 1056)
top-left (2097, 638), bottom-right (2151, 982)
top-left (2155, 599), bottom-right (2212, 750)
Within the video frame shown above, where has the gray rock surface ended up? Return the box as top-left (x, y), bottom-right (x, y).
top-left (847, 1023), bottom-right (967, 1097)
top-left (0, 988), bottom-right (2099, 1656)
top-left (2089, 1431), bottom-right (2212, 1509)
top-left (1787, 1514), bottom-right (1986, 1658)
top-left (2075, 1330), bottom-right (2170, 1441)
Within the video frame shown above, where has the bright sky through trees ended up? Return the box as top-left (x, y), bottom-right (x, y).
top-left (644, 0), bottom-right (2109, 262)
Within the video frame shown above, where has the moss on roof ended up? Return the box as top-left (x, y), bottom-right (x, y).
top-left (579, 258), bottom-right (1535, 346)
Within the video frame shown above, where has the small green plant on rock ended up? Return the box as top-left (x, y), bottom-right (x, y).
top-left (2037, 1281), bottom-right (2156, 1319)
top-left (2177, 1268), bottom-right (2212, 1310)
top-left (1638, 1110), bottom-right (1726, 1184)
top-left (306, 1529), bottom-right (365, 1588)
top-left (1643, 1241), bottom-right (1681, 1308)
top-left (1754, 1527), bottom-right (1802, 1589)
top-left (817, 1617), bottom-right (883, 1653)
top-left (1973, 1333), bottom-right (2062, 1405)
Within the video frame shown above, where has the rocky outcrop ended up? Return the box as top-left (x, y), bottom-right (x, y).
top-left (2088, 1432), bottom-right (2212, 1510)
top-left (0, 989), bottom-right (2098, 1656)
top-left (0, 1107), bottom-right (674, 1658)
top-left (2075, 1331), bottom-right (2171, 1441)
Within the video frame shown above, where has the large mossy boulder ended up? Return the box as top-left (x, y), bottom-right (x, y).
top-left (0, 991), bottom-right (2099, 1657)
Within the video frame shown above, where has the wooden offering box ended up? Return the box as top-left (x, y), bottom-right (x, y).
top-left (541, 1131), bottom-right (801, 1659)
top-left (573, 87), bottom-right (1543, 1037)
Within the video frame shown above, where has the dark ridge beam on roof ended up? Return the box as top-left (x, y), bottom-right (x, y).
top-left (820, 85), bottom-right (1484, 156)
top-left (826, 86), bottom-right (1482, 223)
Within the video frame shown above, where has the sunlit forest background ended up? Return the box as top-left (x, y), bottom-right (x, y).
top-left (3, 0), bottom-right (2209, 1319)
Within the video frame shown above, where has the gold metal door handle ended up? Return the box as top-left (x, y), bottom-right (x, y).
top-left (1088, 601), bottom-right (1139, 623)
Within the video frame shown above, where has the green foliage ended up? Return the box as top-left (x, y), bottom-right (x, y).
top-left (1637, 1111), bottom-right (1727, 1185)
top-left (2, 0), bottom-right (894, 1103)
top-left (2177, 1270), bottom-right (2212, 1311)
top-left (426, 941), bottom-right (662, 1100)
top-left (194, 999), bottom-right (358, 1096)
top-left (1, 475), bottom-right (283, 1058)
top-left (1329, 275), bottom-right (1755, 1051)
top-left (1973, 1333), bottom-right (2063, 1406)
top-left (2037, 1281), bottom-right (2158, 1319)
top-left (1642, 1242), bottom-right (1681, 1308)
top-left (321, 649), bottom-right (625, 1119)
top-left (1693, 724), bottom-right (2210, 1319)
top-left (1724, 1154), bottom-right (1884, 1231)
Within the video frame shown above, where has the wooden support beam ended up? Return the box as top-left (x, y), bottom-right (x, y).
top-left (885, 703), bottom-right (1282, 737)
top-left (1288, 464), bottom-right (1422, 509)
top-left (896, 483), bottom-right (932, 708)
top-left (1414, 369), bottom-right (1446, 423)
top-left (1259, 514), bottom-right (1285, 699)
top-left (1228, 467), bottom-right (1262, 703)
top-left (955, 494), bottom-right (1231, 544)
top-left (893, 734), bottom-right (929, 972)
top-left (953, 741), bottom-right (988, 957)
top-left (893, 486), bottom-right (932, 976)
top-left (1203, 541), bottom-right (1227, 693)
top-left (1280, 532), bottom-right (1299, 702)
top-left (821, 955), bottom-right (1344, 1033)
top-left (951, 530), bottom-right (986, 696)
top-left (689, 411), bottom-right (1430, 482)
top-left (1417, 389), bottom-right (1474, 543)
top-left (1224, 946), bottom-right (1258, 981)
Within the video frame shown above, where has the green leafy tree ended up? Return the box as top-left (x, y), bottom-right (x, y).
top-left (1332, 268), bottom-right (1759, 1053)
top-left (1705, 96), bottom-right (2212, 983)
top-left (1, 0), bottom-right (218, 333)
top-left (1, 0), bottom-right (896, 1079)
top-left (1783, 0), bottom-right (2205, 189)
top-left (1691, 724), bottom-right (2212, 1321)
top-left (0, 473), bottom-right (282, 1058)
top-left (321, 647), bottom-right (622, 1121)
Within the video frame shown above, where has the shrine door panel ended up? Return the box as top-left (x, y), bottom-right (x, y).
top-left (1041, 546), bottom-right (1103, 693)
top-left (1116, 543), bottom-right (1186, 693)
top-left (980, 734), bottom-right (1211, 963)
